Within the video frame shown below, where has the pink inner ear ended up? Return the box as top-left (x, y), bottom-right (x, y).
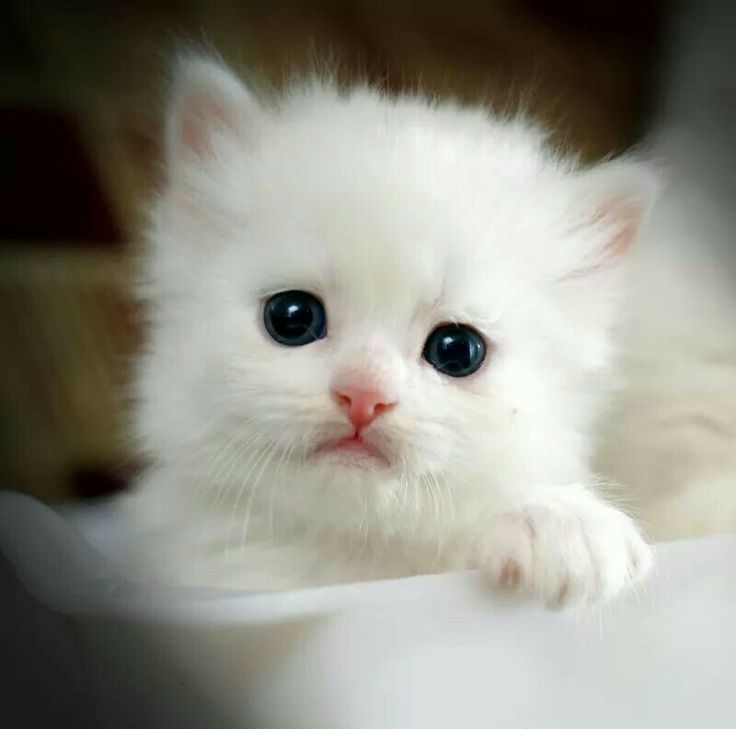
top-left (176, 92), bottom-right (238, 161)
top-left (594, 196), bottom-right (644, 258)
top-left (563, 195), bottom-right (645, 280)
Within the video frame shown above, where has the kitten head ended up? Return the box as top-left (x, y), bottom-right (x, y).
top-left (135, 58), bottom-right (657, 537)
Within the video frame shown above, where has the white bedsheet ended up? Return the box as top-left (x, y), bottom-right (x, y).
top-left (1, 491), bottom-right (735, 729)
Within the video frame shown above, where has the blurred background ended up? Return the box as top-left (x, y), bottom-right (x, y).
top-left (0, 0), bottom-right (684, 504)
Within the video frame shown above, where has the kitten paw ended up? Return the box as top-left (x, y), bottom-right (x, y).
top-left (472, 500), bottom-right (652, 607)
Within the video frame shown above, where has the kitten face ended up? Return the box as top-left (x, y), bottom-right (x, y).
top-left (136, 59), bottom-right (657, 535)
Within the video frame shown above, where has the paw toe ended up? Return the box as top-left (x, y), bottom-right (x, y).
top-left (499, 558), bottom-right (522, 588)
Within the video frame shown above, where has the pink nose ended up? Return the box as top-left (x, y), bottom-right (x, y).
top-left (333, 386), bottom-right (396, 430)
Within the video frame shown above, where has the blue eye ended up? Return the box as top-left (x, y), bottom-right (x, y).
top-left (423, 323), bottom-right (487, 377)
top-left (264, 290), bottom-right (327, 346)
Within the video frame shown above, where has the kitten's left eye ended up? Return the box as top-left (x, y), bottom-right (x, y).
top-left (423, 323), bottom-right (487, 377)
top-left (263, 290), bottom-right (327, 346)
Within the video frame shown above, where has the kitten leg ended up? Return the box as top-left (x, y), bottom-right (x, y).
top-left (471, 488), bottom-right (652, 608)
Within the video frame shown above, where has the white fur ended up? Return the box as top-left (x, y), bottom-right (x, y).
top-left (596, 129), bottom-right (736, 540)
top-left (123, 58), bottom-right (658, 606)
top-left (594, 0), bottom-right (736, 542)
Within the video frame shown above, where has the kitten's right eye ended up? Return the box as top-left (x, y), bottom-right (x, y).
top-left (263, 290), bottom-right (327, 347)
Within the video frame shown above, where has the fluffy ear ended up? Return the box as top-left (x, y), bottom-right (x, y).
top-left (567, 159), bottom-right (661, 276)
top-left (553, 160), bottom-right (661, 343)
top-left (166, 56), bottom-right (262, 169)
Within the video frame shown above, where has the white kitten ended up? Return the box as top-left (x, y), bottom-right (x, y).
top-left (123, 57), bottom-right (658, 606)
top-left (595, 0), bottom-right (736, 542)
top-left (595, 127), bottom-right (736, 542)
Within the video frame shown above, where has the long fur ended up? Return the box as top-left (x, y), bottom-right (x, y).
top-left (121, 57), bottom-right (664, 604)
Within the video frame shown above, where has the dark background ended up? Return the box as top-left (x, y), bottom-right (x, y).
top-left (0, 0), bottom-right (669, 505)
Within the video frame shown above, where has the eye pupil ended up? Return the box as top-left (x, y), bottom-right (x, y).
top-left (264, 290), bottom-right (327, 346)
top-left (423, 324), bottom-right (487, 377)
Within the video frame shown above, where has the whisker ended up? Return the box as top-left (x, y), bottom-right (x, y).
top-left (428, 470), bottom-right (448, 559)
top-left (203, 430), bottom-right (258, 505)
top-left (268, 439), bottom-right (297, 539)
top-left (213, 432), bottom-right (264, 508)
top-left (208, 436), bottom-right (261, 514)
top-left (421, 473), bottom-right (437, 530)
top-left (240, 442), bottom-right (280, 550)
top-left (195, 432), bottom-right (239, 502)
top-left (224, 440), bottom-right (273, 557)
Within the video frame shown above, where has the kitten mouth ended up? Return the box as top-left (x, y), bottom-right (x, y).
top-left (314, 434), bottom-right (389, 467)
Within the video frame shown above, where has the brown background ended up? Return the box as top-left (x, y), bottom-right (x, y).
top-left (0, 0), bottom-right (667, 502)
